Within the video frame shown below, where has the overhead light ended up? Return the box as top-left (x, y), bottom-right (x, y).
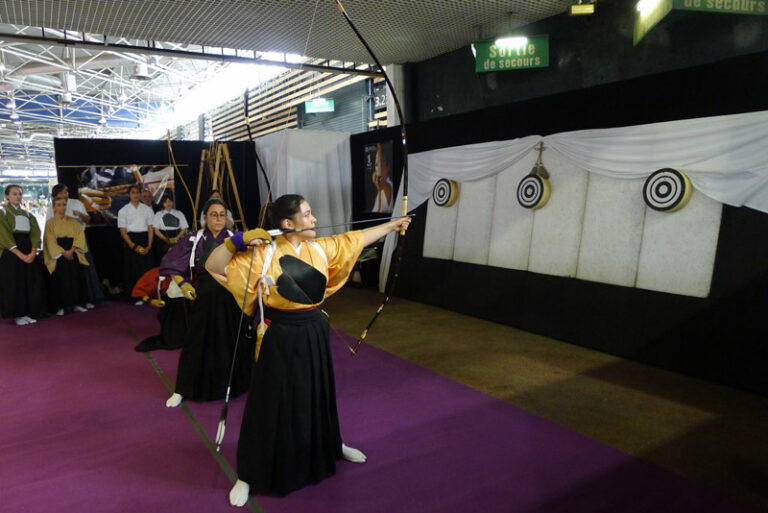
top-left (59, 92), bottom-right (73, 105)
top-left (118, 90), bottom-right (128, 103)
top-left (131, 62), bottom-right (151, 80)
top-left (494, 37), bottom-right (528, 49)
top-left (9, 110), bottom-right (19, 120)
top-left (98, 115), bottom-right (107, 124)
top-left (569, 2), bottom-right (595, 15)
top-left (5, 98), bottom-right (16, 109)
top-left (636, 0), bottom-right (662, 15)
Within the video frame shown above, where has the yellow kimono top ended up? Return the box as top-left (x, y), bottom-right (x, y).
top-left (213, 231), bottom-right (365, 316)
top-left (43, 215), bottom-right (90, 274)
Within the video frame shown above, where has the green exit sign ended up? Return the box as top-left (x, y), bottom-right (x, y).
top-left (305, 98), bottom-right (335, 113)
top-left (673, 0), bottom-right (767, 14)
top-left (473, 36), bottom-right (549, 73)
top-left (635, 0), bottom-right (767, 45)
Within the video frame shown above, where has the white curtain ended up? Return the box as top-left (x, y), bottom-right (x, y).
top-left (380, 110), bottom-right (768, 291)
top-left (254, 129), bottom-right (352, 234)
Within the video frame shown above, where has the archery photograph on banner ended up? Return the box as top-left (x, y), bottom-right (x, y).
top-left (73, 165), bottom-right (175, 226)
top-left (363, 140), bottom-right (394, 214)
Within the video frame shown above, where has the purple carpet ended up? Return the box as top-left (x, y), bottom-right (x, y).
top-left (0, 302), bottom-right (758, 513)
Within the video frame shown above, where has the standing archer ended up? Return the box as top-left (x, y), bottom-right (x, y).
top-left (206, 194), bottom-right (410, 504)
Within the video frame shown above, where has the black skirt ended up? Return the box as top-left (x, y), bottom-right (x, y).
top-left (173, 272), bottom-right (253, 401)
top-left (122, 232), bottom-right (154, 295)
top-left (154, 228), bottom-right (181, 263)
top-left (0, 232), bottom-right (47, 319)
top-left (134, 297), bottom-right (190, 352)
top-left (236, 306), bottom-right (342, 497)
top-left (82, 249), bottom-right (104, 304)
top-left (48, 237), bottom-right (88, 311)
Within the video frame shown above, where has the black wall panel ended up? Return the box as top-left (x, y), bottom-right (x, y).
top-left (390, 50), bottom-right (768, 396)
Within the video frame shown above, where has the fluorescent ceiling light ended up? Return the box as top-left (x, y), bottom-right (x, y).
top-left (494, 37), bottom-right (528, 49)
top-left (636, 0), bottom-right (662, 15)
top-left (569, 3), bottom-right (595, 15)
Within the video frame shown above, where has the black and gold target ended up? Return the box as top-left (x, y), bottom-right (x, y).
top-left (643, 168), bottom-right (692, 212)
top-left (432, 179), bottom-right (459, 207)
top-left (517, 174), bottom-right (551, 209)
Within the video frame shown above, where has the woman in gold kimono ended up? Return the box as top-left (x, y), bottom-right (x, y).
top-left (43, 197), bottom-right (90, 316)
top-left (206, 194), bottom-right (410, 504)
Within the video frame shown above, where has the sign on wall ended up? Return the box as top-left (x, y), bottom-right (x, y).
top-left (635, 0), bottom-right (767, 45)
top-left (473, 36), bottom-right (549, 73)
top-left (304, 97), bottom-right (335, 113)
top-left (673, 0), bottom-right (767, 14)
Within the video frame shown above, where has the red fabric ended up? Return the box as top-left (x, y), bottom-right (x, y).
top-left (131, 267), bottom-right (169, 298)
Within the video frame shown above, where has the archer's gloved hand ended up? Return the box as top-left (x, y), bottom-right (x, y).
top-left (172, 275), bottom-right (197, 300)
top-left (225, 228), bottom-right (272, 253)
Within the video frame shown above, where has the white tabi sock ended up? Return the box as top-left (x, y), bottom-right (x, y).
top-left (229, 479), bottom-right (250, 507)
top-left (165, 393), bottom-right (183, 407)
top-left (342, 443), bottom-right (367, 463)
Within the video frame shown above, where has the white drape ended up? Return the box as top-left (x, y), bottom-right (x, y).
top-left (254, 129), bottom-right (352, 234)
top-left (380, 110), bottom-right (768, 291)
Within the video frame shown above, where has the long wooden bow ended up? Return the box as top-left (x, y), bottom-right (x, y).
top-left (243, 90), bottom-right (274, 228)
top-left (332, 0), bottom-right (410, 355)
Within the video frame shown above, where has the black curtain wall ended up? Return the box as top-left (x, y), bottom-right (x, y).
top-left (53, 138), bottom-right (261, 288)
top-left (389, 51), bottom-right (768, 396)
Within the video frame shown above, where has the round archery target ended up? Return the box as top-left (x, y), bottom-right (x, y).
top-left (643, 168), bottom-right (692, 212)
top-left (432, 179), bottom-right (459, 207)
top-left (517, 174), bottom-right (551, 209)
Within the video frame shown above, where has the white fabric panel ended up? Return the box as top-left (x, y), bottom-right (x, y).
top-left (379, 111), bottom-right (768, 291)
top-left (546, 110), bottom-right (768, 212)
top-left (528, 151), bottom-right (589, 278)
top-left (254, 129), bottom-right (352, 235)
top-left (423, 197), bottom-right (459, 260)
top-left (488, 153), bottom-right (538, 270)
top-left (636, 189), bottom-right (722, 297)
top-left (576, 174), bottom-right (646, 287)
top-left (453, 176), bottom-right (497, 265)
top-left (379, 137), bottom-right (539, 289)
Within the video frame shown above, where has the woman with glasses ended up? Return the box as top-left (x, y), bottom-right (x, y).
top-left (0, 184), bottom-right (47, 325)
top-left (200, 190), bottom-right (235, 230)
top-left (206, 194), bottom-right (411, 503)
top-left (157, 198), bottom-right (253, 407)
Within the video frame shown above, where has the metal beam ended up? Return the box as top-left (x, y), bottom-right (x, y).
top-left (0, 32), bottom-right (384, 78)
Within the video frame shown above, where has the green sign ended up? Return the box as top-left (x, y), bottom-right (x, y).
top-left (473, 36), bottom-right (549, 73)
top-left (634, 0), bottom-right (673, 45)
top-left (635, 0), bottom-right (767, 45)
top-left (304, 98), bottom-right (334, 113)
top-left (672, 0), bottom-right (767, 14)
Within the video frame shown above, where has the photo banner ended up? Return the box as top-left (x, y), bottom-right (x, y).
top-left (73, 164), bottom-right (175, 226)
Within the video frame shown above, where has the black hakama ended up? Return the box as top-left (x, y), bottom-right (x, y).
top-left (134, 297), bottom-right (189, 352)
top-left (0, 232), bottom-right (47, 319)
top-left (122, 232), bottom-right (154, 295)
top-left (82, 249), bottom-right (104, 304)
top-left (236, 307), bottom-right (342, 496)
top-left (47, 237), bottom-right (89, 312)
top-left (155, 228), bottom-right (181, 262)
top-left (173, 272), bottom-right (253, 401)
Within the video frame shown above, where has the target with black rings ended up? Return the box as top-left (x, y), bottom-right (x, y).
top-left (432, 179), bottom-right (459, 207)
top-left (517, 175), bottom-right (551, 209)
top-left (643, 168), bottom-right (692, 212)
